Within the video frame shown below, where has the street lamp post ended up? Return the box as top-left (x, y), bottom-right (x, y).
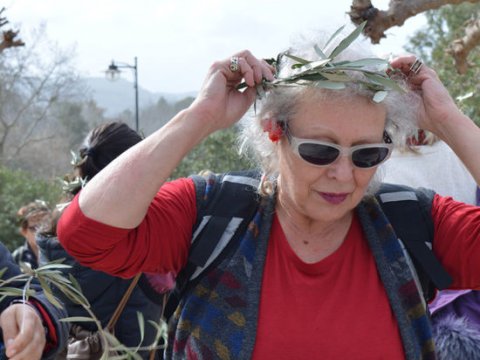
top-left (105, 57), bottom-right (139, 132)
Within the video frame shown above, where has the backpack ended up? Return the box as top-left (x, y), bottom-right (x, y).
top-left (163, 170), bottom-right (453, 319)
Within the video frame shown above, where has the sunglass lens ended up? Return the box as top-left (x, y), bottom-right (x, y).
top-left (353, 147), bottom-right (389, 168)
top-left (298, 143), bottom-right (339, 166)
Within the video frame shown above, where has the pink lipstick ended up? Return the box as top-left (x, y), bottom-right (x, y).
top-left (320, 192), bottom-right (348, 205)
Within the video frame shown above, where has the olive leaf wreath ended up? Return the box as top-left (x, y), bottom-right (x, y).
top-left (239, 21), bottom-right (406, 103)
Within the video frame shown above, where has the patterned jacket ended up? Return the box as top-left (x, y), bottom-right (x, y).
top-left (165, 173), bottom-right (437, 360)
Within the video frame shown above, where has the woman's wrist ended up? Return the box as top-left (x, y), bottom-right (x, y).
top-left (174, 105), bottom-right (222, 140)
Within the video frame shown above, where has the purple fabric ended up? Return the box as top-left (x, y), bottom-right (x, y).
top-left (431, 290), bottom-right (480, 327)
top-left (430, 290), bottom-right (473, 314)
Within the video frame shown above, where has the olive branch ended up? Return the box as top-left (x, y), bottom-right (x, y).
top-left (240, 21), bottom-right (406, 103)
top-left (0, 260), bottom-right (167, 359)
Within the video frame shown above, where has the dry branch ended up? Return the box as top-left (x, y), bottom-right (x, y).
top-left (349, 0), bottom-right (479, 43)
top-left (447, 17), bottom-right (480, 73)
top-left (0, 7), bottom-right (25, 53)
top-left (349, 0), bottom-right (480, 74)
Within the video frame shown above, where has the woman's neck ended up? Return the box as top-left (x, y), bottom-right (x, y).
top-left (275, 196), bottom-right (353, 264)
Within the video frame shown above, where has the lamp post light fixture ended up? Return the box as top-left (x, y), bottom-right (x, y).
top-left (105, 56), bottom-right (139, 132)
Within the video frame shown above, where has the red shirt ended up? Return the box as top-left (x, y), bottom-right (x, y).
top-left (58, 178), bottom-right (480, 358)
top-left (252, 215), bottom-right (404, 359)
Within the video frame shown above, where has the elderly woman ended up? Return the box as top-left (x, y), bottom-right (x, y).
top-left (57, 26), bottom-right (480, 360)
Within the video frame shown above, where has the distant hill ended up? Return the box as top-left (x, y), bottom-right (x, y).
top-left (82, 77), bottom-right (197, 116)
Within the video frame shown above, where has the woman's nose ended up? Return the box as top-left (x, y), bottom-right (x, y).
top-left (326, 154), bottom-right (354, 182)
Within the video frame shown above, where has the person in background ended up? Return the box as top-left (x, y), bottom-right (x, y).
top-left (13, 201), bottom-right (51, 270)
top-left (384, 129), bottom-right (480, 359)
top-left (57, 25), bottom-right (480, 360)
top-left (0, 240), bottom-right (69, 359)
top-left (37, 122), bottom-right (163, 359)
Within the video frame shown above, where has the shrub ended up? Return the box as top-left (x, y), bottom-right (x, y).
top-left (0, 165), bottom-right (62, 250)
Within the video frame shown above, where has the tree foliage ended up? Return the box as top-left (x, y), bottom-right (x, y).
top-left (0, 165), bottom-right (61, 251)
top-left (172, 126), bottom-right (254, 179)
top-left (405, 3), bottom-right (480, 123)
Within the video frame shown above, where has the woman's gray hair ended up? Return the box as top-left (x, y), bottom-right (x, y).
top-left (239, 27), bottom-right (421, 195)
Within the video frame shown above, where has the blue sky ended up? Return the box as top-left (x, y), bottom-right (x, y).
top-left (6, 0), bottom-right (426, 93)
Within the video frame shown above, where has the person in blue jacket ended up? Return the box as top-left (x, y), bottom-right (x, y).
top-left (0, 241), bottom-right (68, 359)
top-left (37, 122), bottom-right (163, 359)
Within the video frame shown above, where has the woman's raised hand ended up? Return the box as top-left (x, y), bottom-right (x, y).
top-left (189, 50), bottom-right (275, 133)
top-left (389, 55), bottom-right (465, 137)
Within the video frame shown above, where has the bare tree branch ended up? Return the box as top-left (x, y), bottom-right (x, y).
top-left (0, 24), bottom-right (79, 166)
top-left (446, 17), bottom-right (480, 73)
top-left (0, 7), bottom-right (24, 53)
top-left (0, 7), bottom-right (8, 27)
top-left (349, 0), bottom-right (480, 43)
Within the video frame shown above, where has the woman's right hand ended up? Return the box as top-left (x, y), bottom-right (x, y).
top-left (189, 50), bottom-right (275, 133)
top-left (0, 303), bottom-right (46, 360)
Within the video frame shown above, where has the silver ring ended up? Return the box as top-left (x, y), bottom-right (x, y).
top-left (230, 56), bottom-right (239, 72)
top-left (409, 58), bottom-right (423, 75)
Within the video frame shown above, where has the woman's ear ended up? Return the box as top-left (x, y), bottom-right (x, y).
top-left (261, 117), bottom-right (285, 142)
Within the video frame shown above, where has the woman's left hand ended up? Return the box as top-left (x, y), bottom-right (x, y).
top-left (391, 55), bottom-right (480, 185)
top-left (0, 303), bottom-right (46, 360)
top-left (389, 55), bottom-right (464, 136)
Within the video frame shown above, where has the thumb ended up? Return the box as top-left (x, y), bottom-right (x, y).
top-left (0, 307), bottom-right (20, 357)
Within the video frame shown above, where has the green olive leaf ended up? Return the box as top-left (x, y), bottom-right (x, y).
top-left (328, 21), bottom-right (367, 59)
top-left (373, 91), bottom-right (388, 103)
top-left (324, 24), bottom-right (346, 50)
top-left (314, 81), bottom-right (346, 90)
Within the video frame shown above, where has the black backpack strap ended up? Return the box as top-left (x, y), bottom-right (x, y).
top-left (376, 183), bottom-right (453, 301)
top-left (165, 170), bottom-right (261, 319)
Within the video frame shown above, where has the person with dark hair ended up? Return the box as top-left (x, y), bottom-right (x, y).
top-left (57, 25), bottom-right (480, 359)
top-left (75, 121), bottom-right (147, 183)
top-left (37, 122), bottom-right (163, 359)
top-left (13, 201), bottom-right (51, 270)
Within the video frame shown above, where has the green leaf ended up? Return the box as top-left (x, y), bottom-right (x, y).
top-left (336, 58), bottom-right (389, 68)
top-left (321, 72), bottom-right (351, 82)
top-left (0, 287), bottom-right (36, 297)
top-left (324, 24), bottom-right (346, 49)
top-left (328, 21), bottom-right (367, 59)
top-left (293, 73), bottom-right (329, 81)
top-left (313, 44), bottom-right (328, 59)
top-left (284, 53), bottom-right (310, 65)
top-left (373, 91), bottom-right (388, 103)
top-left (297, 58), bottom-right (332, 72)
top-left (60, 316), bottom-right (96, 323)
top-left (68, 273), bottom-right (83, 293)
top-left (36, 263), bottom-right (72, 271)
top-left (364, 73), bottom-right (405, 93)
top-left (19, 262), bottom-right (34, 274)
top-left (0, 267), bottom-right (8, 279)
top-left (38, 277), bottom-right (63, 308)
top-left (314, 81), bottom-right (346, 90)
top-left (137, 311), bottom-right (145, 343)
